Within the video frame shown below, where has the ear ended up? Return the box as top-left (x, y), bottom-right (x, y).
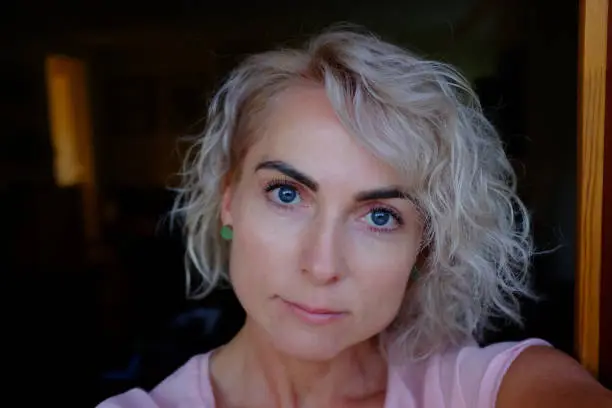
top-left (220, 182), bottom-right (234, 227)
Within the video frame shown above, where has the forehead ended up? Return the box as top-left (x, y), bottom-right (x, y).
top-left (244, 86), bottom-right (404, 187)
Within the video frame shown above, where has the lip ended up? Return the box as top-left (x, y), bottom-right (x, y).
top-left (281, 298), bottom-right (347, 325)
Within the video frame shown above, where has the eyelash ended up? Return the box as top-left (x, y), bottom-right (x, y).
top-left (263, 178), bottom-right (303, 209)
top-left (365, 206), bottom-right (404, 233)
top-left (262, 179), bottom-right (404, 233)
top-left (263, 178), bottom-right (299, 193)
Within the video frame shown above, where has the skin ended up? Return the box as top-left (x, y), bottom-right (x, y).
top-left (498, 346), bottom-right (612, 408)
top-left (213, 85), bottom-right (612, 408)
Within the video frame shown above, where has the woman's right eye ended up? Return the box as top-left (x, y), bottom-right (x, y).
top-left (266, 183), bottom-right (302, 205)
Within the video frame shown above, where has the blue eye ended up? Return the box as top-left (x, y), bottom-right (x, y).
top-left (365, 208), bottom-right (401, 229)
top-left (269, 184), bottom-right (301, 205)
top-left (370, 210), bottom-right (391, 226)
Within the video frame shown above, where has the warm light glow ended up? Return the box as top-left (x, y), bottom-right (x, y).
top-left (45, 56), bottom-right (93, 187)
top-left (45, 55), bottom-right (100, 242)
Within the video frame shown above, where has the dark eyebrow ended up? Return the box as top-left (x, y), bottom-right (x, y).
top-left (354, 188), bottom-right (413, 203)
top-left (255, 160), bottom-right (413, 204)
top-left (255, 160), bottom-right (319, 191)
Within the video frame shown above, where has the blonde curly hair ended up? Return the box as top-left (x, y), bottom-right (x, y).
top-left (172, 27), bottom-right (533, 358)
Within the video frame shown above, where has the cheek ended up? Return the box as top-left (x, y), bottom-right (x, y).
top-left (228, 199), bottom-right (303, 298)
top-left (348, 240), bottom-right (415, 328)
top-left (355, 267), bottom-right (410, 328)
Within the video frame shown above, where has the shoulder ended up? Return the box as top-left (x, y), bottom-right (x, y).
top-left (387, 338), bottom-right (551, 408)
top-left (96, 353), bottom-right (215, 408)
top-left (497, 345), bottom-right (612, 408)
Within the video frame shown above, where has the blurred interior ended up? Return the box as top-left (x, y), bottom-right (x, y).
top-left (2, 0), bottom-right (585, 403)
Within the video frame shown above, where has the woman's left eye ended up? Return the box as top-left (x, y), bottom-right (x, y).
top-left (364, 208), bottom-right (402, 230)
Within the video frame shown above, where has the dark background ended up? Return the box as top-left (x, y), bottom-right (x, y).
top-left (2, 0), bottom-right (582, 404)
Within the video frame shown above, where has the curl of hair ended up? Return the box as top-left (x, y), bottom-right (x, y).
top-left (172, 27), bottom-right (534, 358)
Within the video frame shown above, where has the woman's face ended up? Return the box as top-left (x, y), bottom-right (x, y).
top-left (221, 86), bottom-right (422, 360)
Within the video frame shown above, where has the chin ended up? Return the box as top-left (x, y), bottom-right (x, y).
top-left (267, 326), bottom-right (353, 361)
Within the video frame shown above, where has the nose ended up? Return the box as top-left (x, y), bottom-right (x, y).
top-left (300, 216), bottom-right (344, 286)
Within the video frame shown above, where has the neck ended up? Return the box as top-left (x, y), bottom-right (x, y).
top-left (211, 318), bottom-right (387, 407)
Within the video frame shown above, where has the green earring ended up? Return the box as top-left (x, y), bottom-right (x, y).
top-left (411, 265), bottom-right (419, 280)
top-left (220, 225), bottom-right (233, 241)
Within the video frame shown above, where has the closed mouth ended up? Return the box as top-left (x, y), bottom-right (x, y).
top-left (280, 298), bottom-right (347, 324)
top-left (284, 299), bottom-right (344, 315)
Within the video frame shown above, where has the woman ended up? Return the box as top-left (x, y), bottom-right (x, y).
top-left (99, 29), bottom-right (612, 407)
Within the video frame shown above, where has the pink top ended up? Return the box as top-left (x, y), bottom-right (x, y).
top-left (97, 338), bottom-right (549, 408)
